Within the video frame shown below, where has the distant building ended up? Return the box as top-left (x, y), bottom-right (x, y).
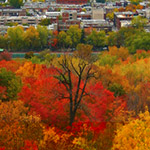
top-left (120, 20), bottom-right (131, 28)
top-left (104, 5), bottom-right (115, 15)
top-left (0, 16), bottom-right (43, 25)
top-left (61, 10), bottom-right (77, 22)
top-left (116, 1), bottom-right (128, 7)
top-left (22, 2), bottom-right (49, 15)
top-left (77, 12), bottom-right (91, 20)
top-left (146, 8), bottom-right (150, 19)
top-left (45, 11), bottom-right (60, 23)
top-left (58, 20), bottom-right (80, 31)
top-left (136, 9), bottom-right (146, 18)
top-left (0, 9), bottom-right (26, 16)
top-left (47, 23), bottom-right (58, 31)
top-left (92, 8), bottom-right (104, 20)
top-left (58, 10), bottom-right (80, 31)
top-left (56, 0), bottom-right (88, 5)
top-left (81, 19), bottom-right (113, 32)
top-left (114, 11), bottom-right (137, 29)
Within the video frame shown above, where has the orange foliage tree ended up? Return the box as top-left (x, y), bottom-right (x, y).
top-left (0, 100), bottom-right (43, 149)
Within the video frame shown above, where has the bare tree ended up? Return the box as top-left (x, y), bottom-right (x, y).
top-left (54, 53), bottom-right (95, 126)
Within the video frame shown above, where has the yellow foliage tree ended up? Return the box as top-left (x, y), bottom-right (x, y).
top-left (112, 58), bottom-right (150, 113)
top-left (109, 46), bottom-right (129, 61)
top-left (40, 127), bottom-right (73, 150)
top-left (23, 26), bottom-right (40, 50)
top-left (112, 109), bottom-right (150, 150)
top-left (16, 61), bottom-right (42, 79)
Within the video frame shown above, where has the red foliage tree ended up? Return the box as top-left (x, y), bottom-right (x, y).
top-left (19, 67), bottom-right (69, 126)
top-left (19, 65), bottom-right (124, 129)
top-left (0, 60), bottom-right (21, 72)
top-left (53, 30), bottom-right (58, 36)
top-left (0, 86), bottom-right (7, 100)
top-left (20, 140), bottom-right (38, 150)
top-left (51, 38), bottom-right (58, 48)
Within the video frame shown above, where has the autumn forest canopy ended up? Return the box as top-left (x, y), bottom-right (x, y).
top-left (1, 24), bottom-right (150, 149)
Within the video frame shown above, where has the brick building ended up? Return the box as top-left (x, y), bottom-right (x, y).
top-left (58, 10), bottom-right (80, 31)
top-left (56, 0), bottom-right (88, 5)
top-left (77, 12), bottom-right (91, 20)
top-left (45, 11), bottom-right (60, 23)
top-left (0, 9), bottom-right (26, 16)
top-left (0, 16), bottom-right (42, 26)
top-left (81, 19), bottom-right (113, 32)
top-left (62, 10), bottom-right (77, 22)
top-left (114, 12), bottom-right (137, 29)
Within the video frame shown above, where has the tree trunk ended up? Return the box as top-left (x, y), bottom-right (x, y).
top-left (70, 111), bottom-right (75, 126)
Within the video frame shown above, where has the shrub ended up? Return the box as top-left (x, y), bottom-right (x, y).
top-left (25, 51), bottom-right (34, 59)
top-left (0, 51), bottom-right (12, 61)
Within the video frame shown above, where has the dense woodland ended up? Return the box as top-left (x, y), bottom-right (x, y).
top-left (1, 44), bottom-right (150, 149)
top-left (1, 13), bottom-right (150, 149)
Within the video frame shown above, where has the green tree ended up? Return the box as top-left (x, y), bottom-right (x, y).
top-left (37, 25), bottom-right (49, 49)
top-left (86, 30), bottom-right (106, 49)
top-left (9, 0), bottom-right (23, 8)
top-left (67, 25), bottom-right (82, 48)
top-left (107, 32), bottom-right (118, 47)
top-left (65, 35), bottom-right (72, 48)
top-left (129, 0), bottom-right (142, 5)
top-left (108, 83), bottom-right (125, 97)
top-left (127, 33), bottom-right (150, 54)
top-left (116, 27), bottom-right (137, 47)
top-left (58, 31), bottom-right (73, 49)
top-left (25, 51), bottom-right (34, 59)
top-left (58, 31), bottom-right (67, 49)
top-left (107, 27), bottom-right (142, 48)
top-left (5, 22), bottom-right (18, 27)
top-left (37, 49), bottom-right (56, 62)
top-left (7, 26), bottom-right (24, 51)
top-left (39, 18), bottom-right (51, 26)
top-left (131, 16), bottom-right (148, 29)
top-left (0, 68), bottom-right (22, 101)
top-left (0, 34), bottom-right (8, 49)
top-left (98, 53), bottom-right (120, 67)
top-left (80, 29), bottom-right (85, 43)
